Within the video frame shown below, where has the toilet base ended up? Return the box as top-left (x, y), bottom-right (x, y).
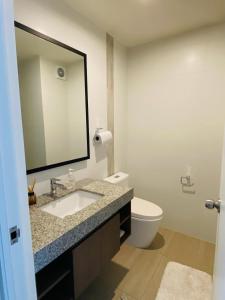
top-left (126, 216), bottom-right (162, 248)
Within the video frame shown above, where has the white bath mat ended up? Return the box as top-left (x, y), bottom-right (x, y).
top-left (155, 262), bottom-right (212, 300)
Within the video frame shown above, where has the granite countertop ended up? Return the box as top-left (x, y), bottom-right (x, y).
top-left (30, 179), bottom-right (133, 273)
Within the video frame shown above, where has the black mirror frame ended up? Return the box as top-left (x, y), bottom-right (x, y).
top-left (15, 21), bottom-right (90, 174)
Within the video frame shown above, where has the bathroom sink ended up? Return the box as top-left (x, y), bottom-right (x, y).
top-left (40, 190), bottom-right (103, 218)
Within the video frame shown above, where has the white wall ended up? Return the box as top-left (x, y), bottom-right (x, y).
top-left (40, 57), bottom-right (69, 165)
top-left (40, 58), bottom-right (87, 163)
top-left (114, 41), bottom-right (128, 172)
top-left (18, 57), bottom-right (47, 169)
top-left (19, 55), bottom-right (88, 166)
top-left (14, 0), bottom-right (108, 193)
top-left (126, 24), bottom-right (225, 242)
top-left (67, 61), bottom-right (87, 159)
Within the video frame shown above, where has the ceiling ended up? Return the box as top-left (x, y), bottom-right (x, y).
top-left (64, 0), bottom-right (225, 47)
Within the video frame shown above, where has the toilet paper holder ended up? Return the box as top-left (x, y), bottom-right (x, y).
top-left (93, 128), bottom-right (103, 143)
top-left (93, 128), bottom-right (112, 144)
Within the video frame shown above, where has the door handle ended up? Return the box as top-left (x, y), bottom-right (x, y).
top-left (205, 199), bottom-right (221, 213)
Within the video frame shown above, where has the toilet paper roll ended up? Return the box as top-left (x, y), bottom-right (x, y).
top-left (94, 130), bottom-right (112, 144)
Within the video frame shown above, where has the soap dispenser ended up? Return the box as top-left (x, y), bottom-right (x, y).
top-left (67, 168), bottom-right (76, 189)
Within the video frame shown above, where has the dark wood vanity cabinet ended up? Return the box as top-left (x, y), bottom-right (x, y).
top-left (72, 229), bottom-right (102, 299)
top-left (35, 252), bottom-right (74, 300)
top-left (100, 214), bottom-right (120, 266)
top-left (73, 214), bottom-right (120, 298)
top-left (35, 202), bottom-right (131, 300)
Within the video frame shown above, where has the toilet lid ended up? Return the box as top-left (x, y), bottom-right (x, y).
top-left (131, 197), bottom-right (163, 221)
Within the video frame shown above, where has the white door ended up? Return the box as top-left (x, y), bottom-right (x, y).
top-left (211, 129), bottom-right (225, 300)
top-left (0, 0), bottom-right (36, 299)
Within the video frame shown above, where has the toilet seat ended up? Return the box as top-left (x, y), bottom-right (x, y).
top-left (131, 197), bottom-right (163, 221)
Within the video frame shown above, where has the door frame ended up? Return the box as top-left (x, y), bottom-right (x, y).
top-left (0, 0), bottom-right (36, 299)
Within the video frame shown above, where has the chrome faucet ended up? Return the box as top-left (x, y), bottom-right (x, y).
top-left (50, 178), bottom-right (66, 197)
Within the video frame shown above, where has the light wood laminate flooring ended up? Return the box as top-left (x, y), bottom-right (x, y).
top-left (78, 227), bottom-right (215, 300)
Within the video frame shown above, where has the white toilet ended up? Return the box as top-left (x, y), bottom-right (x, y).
top-left (104, 172), bottom-right (163, 248)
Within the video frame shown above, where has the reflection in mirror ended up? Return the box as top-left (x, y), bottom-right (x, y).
top-left (15, 23), bottom-right (90, 174)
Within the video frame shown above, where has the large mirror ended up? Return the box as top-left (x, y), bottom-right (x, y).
top-left (15, 22), bottom-right (90, 174)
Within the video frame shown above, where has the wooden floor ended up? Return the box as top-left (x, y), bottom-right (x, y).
top-left (78, 227), bottom-right (215, 300)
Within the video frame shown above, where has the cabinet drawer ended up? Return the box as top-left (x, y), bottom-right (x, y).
top-left (100, 214), bottom-right (120, 266)
top-left (73, 230), bottom-right (101, 298)
top-left (72, 214), bottom-right (120, 299)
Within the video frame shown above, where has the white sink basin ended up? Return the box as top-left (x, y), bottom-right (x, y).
top-left (40, 190), bottom-right (103, 218)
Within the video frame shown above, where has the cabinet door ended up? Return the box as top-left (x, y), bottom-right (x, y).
top-left (72, 230), bottom-right (101, 299)
top-left (100, 214), bottom-right (120, 266)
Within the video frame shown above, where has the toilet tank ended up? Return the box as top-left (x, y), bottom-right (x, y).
top-left (104, 172), bottom-right (129, 188)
